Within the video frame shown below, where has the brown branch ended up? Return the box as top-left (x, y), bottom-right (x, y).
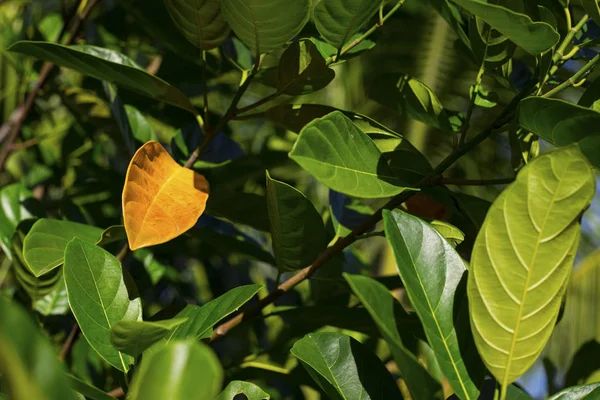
top-left (0, 0), bottom-right (102, 172)
top-left (58, 323), bottom-right (79, 361)
top-left (439, 177), bottom-right (514, 186)
top-left (107, 387), bottom-right (125, 398)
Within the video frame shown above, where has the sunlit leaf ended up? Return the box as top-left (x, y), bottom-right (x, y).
top-left (468, 146), bottom-right (595, 389)
top-left (122, 141), bottom-right (210, 250)
top-left (0, 183), bottom-right (41, 259)
top-left (216, 381), bottom-right (270, 400)
top-left (164, 0), bottom-right (230, 50)
top-left (291, 332), bottom-right (403, 399)
top-left (547, 382), bottom-right (600, 400)
top-left (383, 209), bottom-right (484, 400)
top-left (33, 278), bottom-right (69, 316)
top-left (221, 0), bottom-right (310, 54)
top-left (128, 340), bottom-right (223, 400)
top-left (430, 220), bottom-right (465, 247)
top-left (110, 318), bottom-right (188, 357)
top-left (64, 238), bottom-right (142, 372)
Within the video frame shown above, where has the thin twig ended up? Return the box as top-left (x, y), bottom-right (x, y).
top-left (439, 177), bottom-right (514, 186)
top-left (58, 323), bottom-right (79, 361)
top-left (0, 0), bottom-right (102, 171)
top-left (543, 53), bottom-right (600, 98)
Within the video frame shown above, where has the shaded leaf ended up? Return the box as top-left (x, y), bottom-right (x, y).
top-left (383, 209), bottom-right (484, 400)
top-left (68, 375), bottom-right (117, 400)
top-left (314, 0), bottom-right (381, 49)
top-left (330, 190), bottom-right (373, 237)
top-left (0, 183), bottom-right (41, 258)
top-left (468, 146), bottom-right (595, 388)
top-left (216, 381), bottom-right (270, 400)
top-left (266, 172), bottom-right (327, 271)
top-left (128, 340), bottom-right (223, 400)
top-left (398, 75), bottom-right (454, 132)
top-left (97, 225), bottom-right (127, 247)
top-left (122, 141), bottom-right (210, 250)
top-left (207, 191), bottom-right (270, 232)
top-left (289, 111), bottom-right (413, 198)
top-left (64, 238), bottom-right (142, 372)
top-left (33, 278), bottom-right (69, 316)
top-left (450, 0), bottom-right (559, 54)
top-left (581, 0), bottom-right (600, 25)
top-left (9, 42), bottom-right (197, 114)
top-left (291, 332), bottom-right (403, 399)
top-left (221, 0), bottom-right (310, 54)
top-left (344, 273), bottom-right (443, 400)
top-left (164, 0), bottom-right (230, 50)
top-left (110, 318), bottom-right (188, 357)
top-left (189, 227), bottom-right (275, 264)
top-left (564, 340), bottom-right (600, 386)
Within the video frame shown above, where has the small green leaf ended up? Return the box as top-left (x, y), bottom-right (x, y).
top-left (266, 172), bottom-right (327, 272)
top-left (33, 278), bottom-right (69, 316)
top-left (291, 332), bottom-right (403, 399)
top-left (96, 225), bottom-right (127, 247)
top-left (110, 318), bottom-right (188, 357)
top-left (344, 273), bottom-right (443, 400)
top-left (125, 105), bottom-right (158, 143)
top-left (128, 340), bottom-right (223, 400)
top-left (314, 0), bottom-right (381, 50)
top-left (0, 297), bottom-right (77, 400)
top-left (450, 0), bottom-right (559, 55)
top-left (9, 41), bottom-right (197, 114)
top-left (64, 238), bottom-right (142, 372)
top-left (164, 0), bottom-right (230, 50)
top-left (216, 381), bottom-right (270, 400)
top-left (398, 75), bottom-right (455, 132)
top-left (430, 220), bottom-right (465, 247)
top-left (68, 374), bottom-right (117, 400)
top-left (23, 218), bottom-right (103, 277)
top-left (275, 40), bottom-right (335, 95)
top-left (221, 0), bottom-right (310, 54)
top-left (383, 209), bottom-right (484, 400)
top-left (0, 183), bottom-right (41, 259)
top-left (289, 111), bottom-right (413, 198)
top-left (468, 146), bottom-right (595, 389)
top-left (518, 97), bottom-right (600, 168)
top-left (470, 84), bottom-right (499, 108)
top-left (547, 382), bottom-right (600, 400)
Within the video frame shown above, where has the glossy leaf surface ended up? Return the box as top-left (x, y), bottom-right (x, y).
top-left (344, 273), bottom-right (442, 400)
top-left (23, 218), bottom-right (103, 277)
top-left (450, 0), bottom-right (559, 55)
top-left (164, 0), bottom-right (230, 50)
top-left (64, 239), bottom-right (142, 372)
top-left (128, 340), bottom-right (223, 400)
top-left (266, 172), bottom-right (327, 271)
top-left (518, 97), bottom-right (600, 168)
top-left (122, 141), bottom-right (210, 250)
top-left (314, 0), bottom-right (381, 49)
top-left (9, 42), bottom-right (197, 113)
top-left (468, 146), bottom-right (595, 386)
top-left (110, 318), bottom-right (188, 357)
top-left (383, 209), bottom-right (483, 400)
top-left (547, 383), bottom-right (600, 400)
top-left (221, 0), bottom-right (310, 54)
top-left (289, 111), bottom-right (411, 198)
top-left (216, 381), bottom-right (270, 400)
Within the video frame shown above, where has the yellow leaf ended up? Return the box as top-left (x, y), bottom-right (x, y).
top-left (122, 141), bottom-right (209, 250)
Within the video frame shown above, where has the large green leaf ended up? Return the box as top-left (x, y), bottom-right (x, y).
top-left (289, 111), bottom-right (413, 198)
top-left (266, 172), bottom-right (327, 272)
top-left (547, 382), bottom-right (600, 400)
top-left (128, 340), bottom-right (223, 400)
top-left (164, 0), bottom-right (230, 50)
top-left (468, 146), bottom-right (595, 390)
top-left (9, 42), bottom-right (197, 114)
top-left (220, 0), bottom-right (310, 54)
top-left (343, 273), bottom-right (442, 400)
top-left (23, 218), bottom-right (103, 277)
top-left (64, 238), bottom-right (142, 372)
top-left (216, 381), bottom-right (270, 400)
top-left (110, 318), bottom-right (188, 357)
top-left (383, 209), bottom-right (483, 400)
top-left (518, 97), bottom-right (600, 168)
top-left (313, 0), bottom-right (381, 50)
top-left (0, 183), bottom-right (41, 258)
top-left (291, 332), bottom-right (403, 399)
top-left (450, 0), bottom-right (559, 55)
top-left (0, 297), bottom-right (77, 400)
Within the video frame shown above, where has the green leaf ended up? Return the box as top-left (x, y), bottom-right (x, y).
top-left (578, 76), bottom-right (600, 112)
top-left (9, 41), bottom-right (197, 114)
top-left (125, 105), bottom-right (158, 143)
top-left (64, 238), bottom-right (142, 372)
top-left (164, 0), bottom-right (230, 50)
top-left (310, 35), bottom-right (376, 61)
top-left (23, 218), bottom-right (103, 277)
top-left (216, 381), bottom-right (270, 400)
top-left (581, 0), bottom-right (600, 25)
top-left (0, 183), bottom-right (41, 259)
top-left (221, 0), bottom-right (310, 54)
top-left (383, 209), bottom-right (484, 400)
top-left (275, 39), bottom-right (335, 95)
top-left (266, 171), bottom-right (327, 272)
top-left (33, 278), bottom-right (69, 316)
top-left (398, 75), bottom-right (454, 132)
top-left (290, 332), bottom-right (404, 399)
top-left (450, 0), bottom-right (559, 55)
top-left (68, 374), bottom-right (117, 400)
top-left (110, 318), bottom-right (188, 357)
top-left (468, 146), bottom-right (595, 389)
top-left (518, 97), bottom-right (600, 168)
top-left (289, 111), bottom-right (413, 198)
top-left (313, 0), bottom-right (381, 50)
top-left (128, 340), bottom-right (223, 400)
top-left (547, 382), bottom-right (600, 400)
top-left (343, 273), bottom-right (442, 400)
top-left (0, 297), bottom-right (77, 400)
top-left (97, 225), bottom-right (128, 247)
top-left (430, 220), bottom-right (465, 247)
